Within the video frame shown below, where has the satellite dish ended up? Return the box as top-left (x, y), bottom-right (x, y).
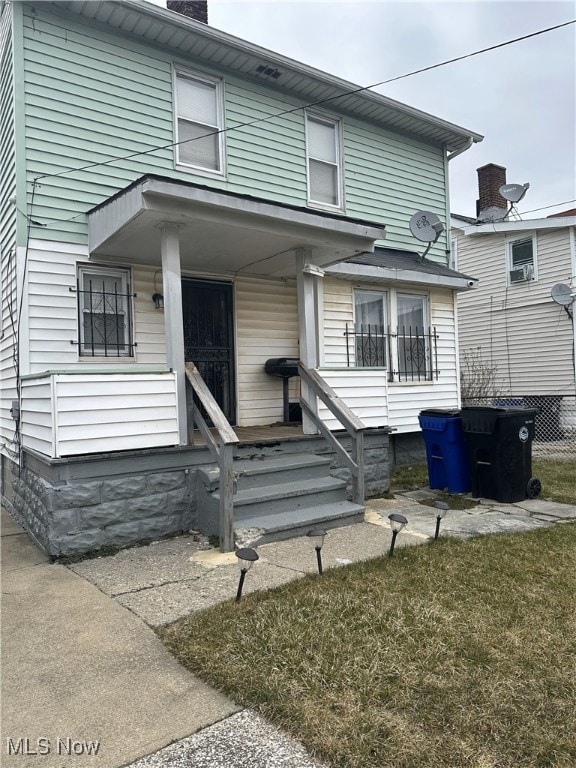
top-left (551, 283), bottom-right (576, 306)
top-left (409, 211), bottom-right (445, 243)
top-left (499, 183), bottom-right (530, 204)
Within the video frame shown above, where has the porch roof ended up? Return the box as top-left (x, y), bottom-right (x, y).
top-left (87, 175), bottom-right (387, 278)
top-left (326, 247), bottom-right (478, 290)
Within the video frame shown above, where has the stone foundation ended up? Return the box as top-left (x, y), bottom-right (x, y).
top-left (391, 431), bottom-right (426, 467)
top-left (2, 429), bottom-right (390, 556)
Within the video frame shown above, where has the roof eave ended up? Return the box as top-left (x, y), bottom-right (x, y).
top-left (463, 216), bottom-right (576, 236)
top-left (326, 261), bottom-right (478, 291)
top-left (55, 0), bottom-right (483, 153)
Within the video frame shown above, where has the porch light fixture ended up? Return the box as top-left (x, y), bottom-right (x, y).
top-left (388, 513), bottom-right (408, 558)
top-left (433, 501), bottom-right (449, 539)
top-left (307, 528), bottom-right (327, 575)
top-left (152, 292), bottom-right (164, 310)
top-left (235, 547), bottom-right (259, 602)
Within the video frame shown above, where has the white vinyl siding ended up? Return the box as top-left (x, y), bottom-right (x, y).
top-left (321, 279), bottom-right (459, 432)
top-left (174, 67), bottom-right (224, 175)
top-left (25, 240), bottom-right (166, 372)
top-left (21, 373), bottom-right (179, 458)
top-left (456, 226), bottom-right (575, 395)
top-left (235, 276), bottom-right (299, 426)
top-left (317, 369), bottom-right (389, 430)
top-left (0, 1), bottom-right (18, 454)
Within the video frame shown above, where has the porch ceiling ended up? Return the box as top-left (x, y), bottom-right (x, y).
top-left (87, 176), bottom-right (387, 278)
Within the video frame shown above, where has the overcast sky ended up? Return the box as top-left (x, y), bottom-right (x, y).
top-left (152, 0), bottom-right (576, 220)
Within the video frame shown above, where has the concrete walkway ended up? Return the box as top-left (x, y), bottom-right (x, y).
top-left (2, 493), bottom-right (574, 768)
top-left (1, 509), bottom-right (239, 768)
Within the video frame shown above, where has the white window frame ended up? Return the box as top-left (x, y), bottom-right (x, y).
top-left (394, 291), bottom-right (431, 381)
top-left (78, 265), bottom-right (133, 358)
top-left (305, 110), bottom-right (344, 211)
top-left (449, 236), bottom-right (458, 270)
top-left (507, 234), bottom-right (537, 285)
top-left (352, 288), bottom-right (433, 381)
top-left (353, 289), bottom-right (389, 368)
top-left (173, 66), bottom-right (226, 178)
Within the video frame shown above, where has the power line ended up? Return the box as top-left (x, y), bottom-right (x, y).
top-left (33, 18), bottom-right (575, 185)
top-left (518, 200), bottom-right (576, 216)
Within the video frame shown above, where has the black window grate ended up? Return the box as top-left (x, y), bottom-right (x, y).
top-left (345, 323), bottom-right (439, 381)
top-left (76, 277), bottom-right (136, 357)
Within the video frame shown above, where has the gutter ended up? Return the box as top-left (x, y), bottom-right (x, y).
top-left (325, 262), bottom-right (478, 291)
top-left (447, 136), bottom-right (475, 161)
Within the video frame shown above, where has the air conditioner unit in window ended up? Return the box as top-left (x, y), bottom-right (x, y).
top-left (509, 265), bottom-right (533, 283)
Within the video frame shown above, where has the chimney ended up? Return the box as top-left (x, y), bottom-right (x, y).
top-left (476, 163), bottom-right (508, 222)
top-left (167, 1), bottom-right (208, 24)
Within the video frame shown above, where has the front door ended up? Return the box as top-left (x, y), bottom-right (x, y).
top-left (182, 279), bottom-right (236, 425)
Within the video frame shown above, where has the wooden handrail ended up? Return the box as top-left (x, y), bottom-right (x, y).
top-left (298, 362), bottom-right (366, 506)
top-left (185, 363), bottom-right (238, 552)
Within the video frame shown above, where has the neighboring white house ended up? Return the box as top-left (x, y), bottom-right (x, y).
top-left (453, 164), bottom-right (576, 436)
top-left (1, 0), bottom-right (482, 555)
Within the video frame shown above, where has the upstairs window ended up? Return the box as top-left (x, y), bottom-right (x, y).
top-left (78, 266), bottom-right (134, 357)
top-left (175, 69), bottom-right (224, 174)
top-left (508, 236), bottom-right (537, 284)
top-left (306, 112), bottom-right (343, 209)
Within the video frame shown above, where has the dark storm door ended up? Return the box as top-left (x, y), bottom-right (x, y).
top-left (182, 279), bottom-right (236, 426)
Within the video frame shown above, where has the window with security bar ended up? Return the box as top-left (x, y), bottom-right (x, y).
top-left (348, 290), bottom-right (438, 381)
top-left (353, 291), bottom-right (388, 367)
top-left (396, 293), bottom-right (432, 381)
top-left (77, 267), bottom-right (134, 357)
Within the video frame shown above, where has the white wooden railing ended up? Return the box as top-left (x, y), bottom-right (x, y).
top-left (298, 362), bottom-right (366, 506)
top-left (185, 363), bottom-right (239, 552)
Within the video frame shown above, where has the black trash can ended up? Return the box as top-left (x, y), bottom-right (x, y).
top-left (418, 409), bottom-right (471, 494)
top-left (460, 406), bottom-right (541, 503)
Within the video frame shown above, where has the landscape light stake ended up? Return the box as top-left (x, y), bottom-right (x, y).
top-left (388, 513), bottom-right (408, 557)
top-left (307, 528), bottom-right (327, 575)
top-left (433, 501), bottom-right (449, 539)
top-left (235, 547), bottom-right (259, 602)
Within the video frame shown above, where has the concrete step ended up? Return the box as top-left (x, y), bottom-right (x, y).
top-left (213, 476), bottom-right (348, 521)
top-left (234, 500), bottom-right (365, 546)
top-left (197, 454), bottom-right (332, 492)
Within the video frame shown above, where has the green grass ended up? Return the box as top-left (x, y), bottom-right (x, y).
top-left (391, 459), bottom-right (575, 505)
top-left (389, 463), bottom-right (430, 491)
top-left (533, 459), bottom-right (576, 505)
top-left (160, 524), bottom-right (576, 768)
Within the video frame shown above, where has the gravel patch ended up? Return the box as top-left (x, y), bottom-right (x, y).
top-left (126, 710), bottom-right (328, 768)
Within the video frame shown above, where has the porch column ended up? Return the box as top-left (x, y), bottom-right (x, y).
top-left (159, 223), bottom-right (187, 445)
top-left (296, 247), bottom-right (321, 434)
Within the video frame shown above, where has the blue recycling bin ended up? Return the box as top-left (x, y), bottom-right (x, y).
top-left (418, 409), bottom-right (471, 494)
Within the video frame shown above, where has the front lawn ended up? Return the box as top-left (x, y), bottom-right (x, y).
top-left (160, 523), bottom-right (576, 768)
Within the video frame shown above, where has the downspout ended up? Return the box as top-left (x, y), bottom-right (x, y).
top-left (446, 136), bottom-right (474, 404)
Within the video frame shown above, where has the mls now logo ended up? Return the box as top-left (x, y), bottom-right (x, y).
top-left (6, 737), bottom-right (101, 756)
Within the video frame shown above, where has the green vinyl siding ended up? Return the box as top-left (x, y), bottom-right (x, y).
top-left (21, 2), bottom-right (447, 257)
